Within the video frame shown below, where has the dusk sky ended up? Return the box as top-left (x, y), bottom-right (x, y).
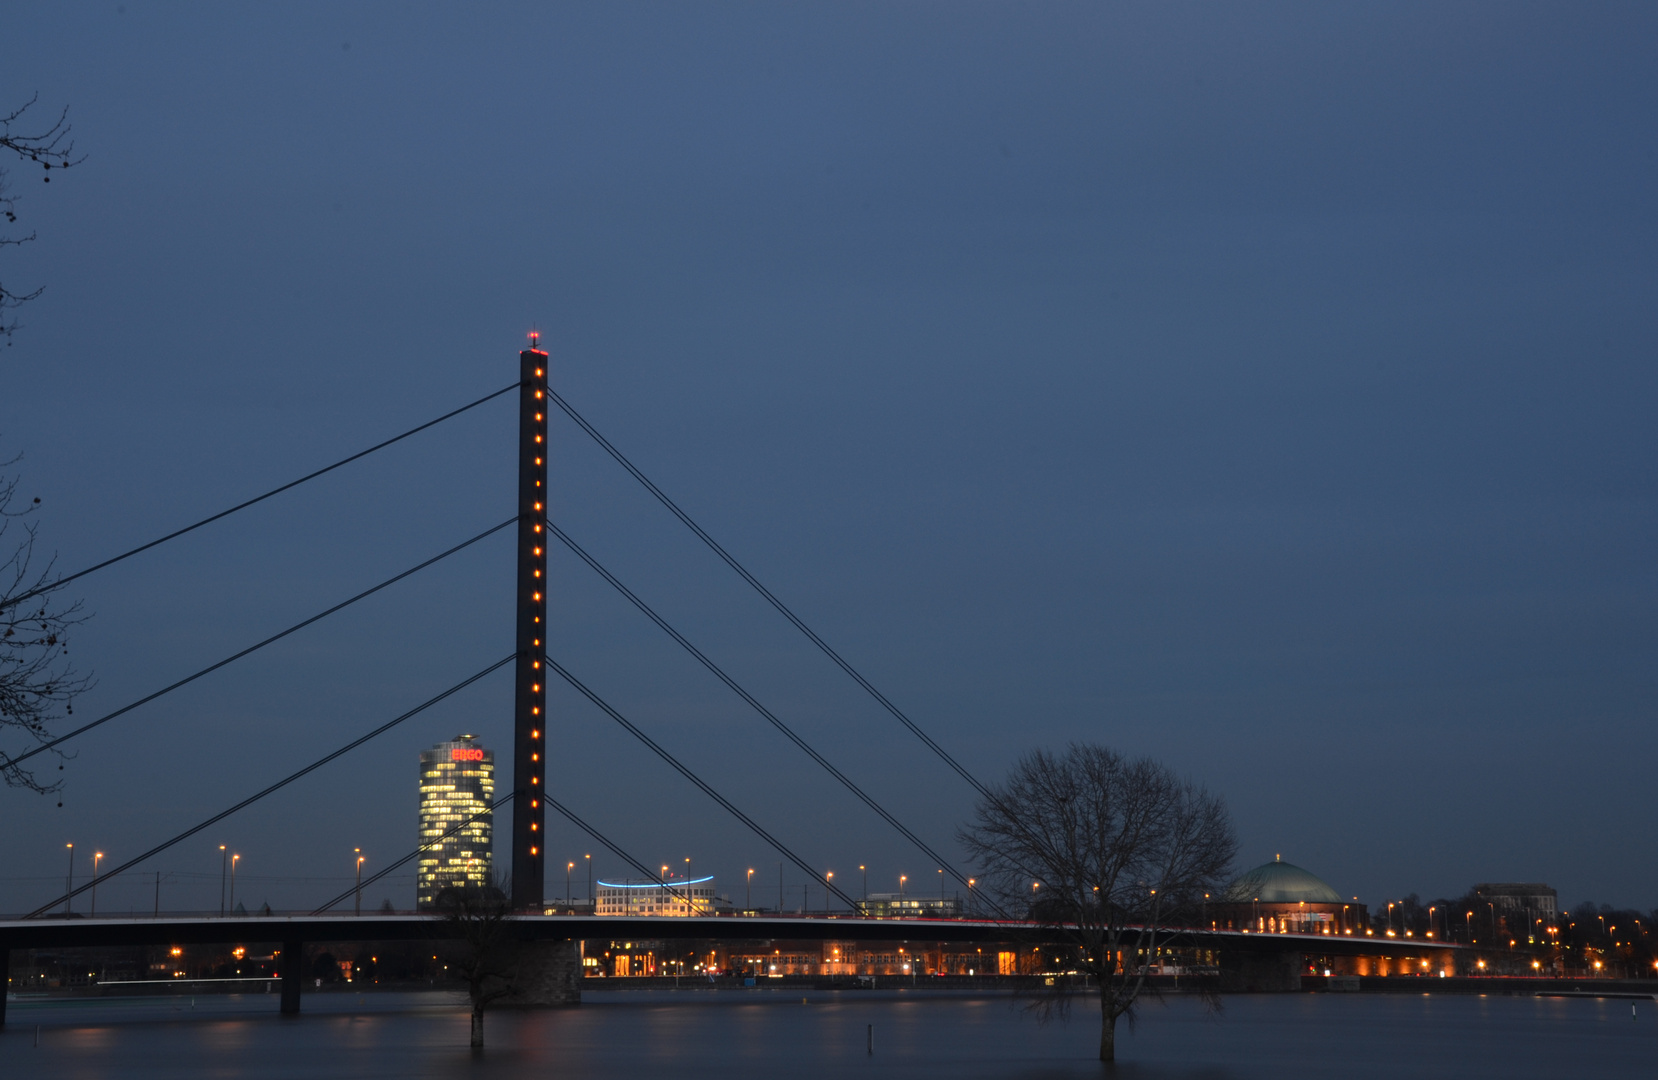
top-left (3, 3), bottom-right (1654, 916)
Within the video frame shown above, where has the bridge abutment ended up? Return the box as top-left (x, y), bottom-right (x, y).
top-left (508, 939), bottom-right (580, 1007)
top-left (280, 940), bottom-right (303, 1015)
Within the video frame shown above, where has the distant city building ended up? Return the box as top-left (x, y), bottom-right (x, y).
top-left (1473, 882), bottom-right (1558, 929)
top-left (1214, 856), bottom-right (1368, 935)
top-left (857, 893), bottom-right (962, 918)
top-left (597, 876), bottom-right (717, 916)
top-left (416, 734), bottom-right (495, 909)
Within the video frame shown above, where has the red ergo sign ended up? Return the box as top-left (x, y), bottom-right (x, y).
top-left (451, 748), bottom-right (485, 762)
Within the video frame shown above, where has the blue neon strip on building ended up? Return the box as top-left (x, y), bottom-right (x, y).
top-left (596, 875), bottom-right (715, 889)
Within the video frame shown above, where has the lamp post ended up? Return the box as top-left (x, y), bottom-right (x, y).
top-left (969, 878), bottom-right (976, 917)
top-left (585, 854), bottom-right (592, 908)
top-left (899, 875), bottom-right (907, 899)
top-left (355, 850), bottom-right (365, 916)
top-left (859, 865), bottom-right (867, 911)
top-left (825, 871), bottom-right (834, 914)
top-left (685, 858), bottom-right (692, 914)
top-left (938, 868), bottom-right (945, 909)
top-left (91, 852), bottom-right (103, 917)
top-left (64, 843), bottom-right (74, 916)
top-left (219, 845), bottom-right (228, 917)
top-left (230, 854), bottom-right (240, 915)
top-left (747, 868), bottom-right (754, 911)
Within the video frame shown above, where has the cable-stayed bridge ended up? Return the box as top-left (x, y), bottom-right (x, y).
top-left (0, 336), bottom-right (1456, 1019)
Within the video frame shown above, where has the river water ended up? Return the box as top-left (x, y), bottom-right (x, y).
top-left (5, 987), bottom-right (1655, 1078)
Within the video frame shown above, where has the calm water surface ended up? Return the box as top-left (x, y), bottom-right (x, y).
top-left (4, 988), bottom-right (1655, 1078)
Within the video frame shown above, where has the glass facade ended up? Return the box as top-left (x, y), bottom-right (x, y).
top-left (416, 734), bottom-right (494, 909)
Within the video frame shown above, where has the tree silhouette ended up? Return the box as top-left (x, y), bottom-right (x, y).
top-left (960, 744), bottom-right (1236, 1063)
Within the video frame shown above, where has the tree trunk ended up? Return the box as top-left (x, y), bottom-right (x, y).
top-left (1099, 999), bottom-right (1116, 1062)
top-left (470, 1005), bottom-right (484, 1048)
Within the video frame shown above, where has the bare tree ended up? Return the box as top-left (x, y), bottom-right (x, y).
top-left (1, 94), bottom-right (80, 344)
top-left (436, 875), bottom-right (518, 1048)
top-left (960, 744), bottom-right (1236, 1063)
top-left (0, 95), bottom-right (89, 793)
top-left (0, 463), bottom-right (90, 793)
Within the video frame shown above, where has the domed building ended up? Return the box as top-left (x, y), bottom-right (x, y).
top-left (1213, 855), bottom-right (1367, 936)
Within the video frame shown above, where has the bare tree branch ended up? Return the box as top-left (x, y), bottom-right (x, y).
top-left (0, 94), bottom-right (81, 344)
top-left (0, 457), bottom-right (92, 793)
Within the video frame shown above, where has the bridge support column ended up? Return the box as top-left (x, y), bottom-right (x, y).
top-left (279, 941), bottom-right (303, 1015)
top-left (511, 338), bottom-right (549, 912)
top-left (1219, 949), bottom-right (1302, 992)
top-left (509, 939), bottom-right (580, 1007)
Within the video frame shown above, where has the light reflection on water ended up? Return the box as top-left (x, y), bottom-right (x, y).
top-left (4, 988), bottom-right (1655, 1079)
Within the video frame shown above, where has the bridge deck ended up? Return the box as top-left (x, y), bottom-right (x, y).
top-left (0, 914), bottom-right (1456, 955)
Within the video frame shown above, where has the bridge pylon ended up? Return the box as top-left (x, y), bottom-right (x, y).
top-left (512, 335), bottom-right (549, 910)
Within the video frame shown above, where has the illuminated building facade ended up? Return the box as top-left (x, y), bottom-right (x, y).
top-left (1213, 856), bottom-right (1367, 935)
top-left (596, 876), bottom-right (717, 916)
top-left (857, 893), bottom-right (963, 918)
top-left (416, 734), bottom-right (495, 909)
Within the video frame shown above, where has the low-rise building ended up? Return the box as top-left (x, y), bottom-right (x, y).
top-left (856, 892), bottom-right (962, 918)
top-left (596, 876), bottom-right (718, 916)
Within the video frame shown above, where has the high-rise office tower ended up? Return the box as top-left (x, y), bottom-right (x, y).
top-left (416, 734), bottom-right (495, 909)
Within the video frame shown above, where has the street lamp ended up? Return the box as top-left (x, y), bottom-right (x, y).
top-left (219, 845), bottom-right (228, 917)
top-left (969, 878), bottom-right (976, 917)
top-left (859, 865), bottom-right (867, 909)
top-left (64, 843), bottom-right (74, 916)
top-left (230, 854), bottom-right (240, 915)
top-left (747, 868), bottom-right (754, 911)
top-left (91, 852), bottom-right (104, 917)
top-left (355, 850), bottom-right (366, 916)
top-left (899, 875), bottom-right (907, 899)
top-left (585, 854), bottom-right (592, 907)
top-left (686, 858), bottom-right (692, 914)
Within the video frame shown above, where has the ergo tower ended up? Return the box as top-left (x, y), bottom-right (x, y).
top-left (511, 335), bottom-right (549, 910)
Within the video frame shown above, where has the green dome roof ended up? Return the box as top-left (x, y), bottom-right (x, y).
top-left (1223, 858), bottom-right (1343, 904)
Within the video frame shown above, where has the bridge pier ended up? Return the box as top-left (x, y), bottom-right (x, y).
top-left (1219, 949), bottom-right (1303, 992)
top-left (280, 941), bottom-right (303, 1015)
top-left (508, 939), bottom-right (580, 1007)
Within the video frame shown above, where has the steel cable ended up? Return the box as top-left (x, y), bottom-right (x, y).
top-left (547, 388), bottom-right (990, 800)
top-left (0, 517), bottom-right (515, 772)
top-left (2, 381), bottom-right (517, 613)
top-left (546, 518), bottom-right (1000, 914)
top-left (543, 653), bottom-right (858, 911)
top-left (26, 653), bottom-right (516, 919)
